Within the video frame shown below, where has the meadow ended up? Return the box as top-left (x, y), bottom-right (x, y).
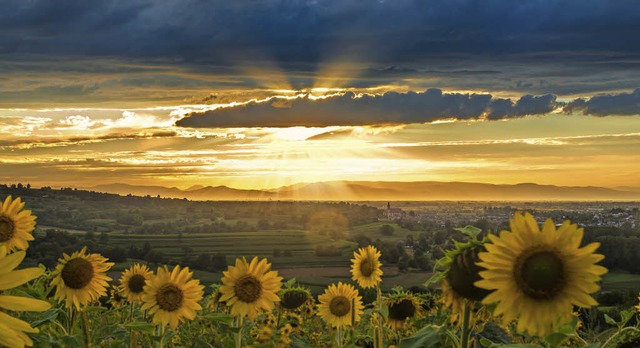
top-left (2, 186), bottom-right (640, 347)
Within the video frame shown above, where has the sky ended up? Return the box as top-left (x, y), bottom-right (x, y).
top-left (1, 0), bottom-right (640, 190)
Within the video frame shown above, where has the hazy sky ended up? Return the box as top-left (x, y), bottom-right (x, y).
top-left (1, 1), bottom-right (639, 189)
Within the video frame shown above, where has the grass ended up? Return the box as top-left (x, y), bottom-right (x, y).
top-left (600, 272), bottom-right (640, 291)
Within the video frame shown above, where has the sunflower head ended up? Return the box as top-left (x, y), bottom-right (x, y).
top-left (475, 212), bottom-right (608, 337)
top-left (350, 245), bottom-right (383, 289)
top-left (219, 256), bottom-right (283, 321)
top-left (140, 265), bottom-right (204, 330)
top-left (109, 284), bottom-right (126, 309)
top-left (636, 294), bottom-right (640, 312)
top-left (429, 225), bottom-right (491, 322)
top-left (119, 263), bottom-right (153, 304)
top-left (0, 195), bottom-right (36, 252)
top-left (446, 246), bottom-right (492, 302)
top-left (384, 289), bottom-right (423, 330)
top-left (280, 284), bottom-right (312, 310)
top-left (51, 247), bottom-right (114, 310)
top-left (317, 282), bottom-right (364, 328)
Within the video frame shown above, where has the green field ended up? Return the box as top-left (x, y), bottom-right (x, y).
top-left (600, 272), bottom-right (640, 291)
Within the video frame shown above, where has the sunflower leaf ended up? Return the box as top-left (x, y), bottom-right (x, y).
top-left (454, 225), bottom-right (482, 238)
top-left (604, 313), bottom-right (617, 327)
top-left (399, 324), bottom-right (444, 348)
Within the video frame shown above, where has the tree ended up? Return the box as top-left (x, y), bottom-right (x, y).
top-left (379, 224), bottom-right (394, 236)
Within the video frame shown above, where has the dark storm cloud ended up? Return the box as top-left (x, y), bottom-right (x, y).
top-left (2, 1), bottom-right (640, 66)
top-left (175, 89), bottom-right (562, 127)
top-left (565, 89), bottom-right (640, 116)
top-left (2, 0), bottom-right (640, 103)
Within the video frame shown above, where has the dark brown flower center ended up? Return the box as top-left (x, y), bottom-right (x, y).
top-left (514, 248), bottom-right (565, 300)
top-left (447, 247), bottom-right (492, 302)
top-left (388, 299), bottom-right (416, 321)
top-left (281, 289), bottom-right (309, 309)
top-left (329, 295), bottom-right (350, 317)
top-left (234, 275), bottom-right (262, 303)
top-left (0, 216), bottom-right (15, 242)
top-left (61, 258), bottom-right (95, 290)
top-left (156, 283), bottom-right (184, 311)
top-left (128, 274), bottom-right (147, 294)
top-left (359, 258), bottom-right (375, 277)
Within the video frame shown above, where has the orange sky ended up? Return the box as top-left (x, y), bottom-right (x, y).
top-left (1, 98), bottom-right (639, 190)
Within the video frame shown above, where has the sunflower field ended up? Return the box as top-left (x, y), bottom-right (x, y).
top-left (1, 195), bottom-right (640, 348)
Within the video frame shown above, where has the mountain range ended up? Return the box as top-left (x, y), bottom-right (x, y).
top-left (89, 181), bottom-right (640, 201)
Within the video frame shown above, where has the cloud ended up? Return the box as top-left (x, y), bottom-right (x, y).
top-left (175, 89), bottom-right (563, 127)
top-left (0, 0), bottom-right (639, 106)
top-left (564, 88), bottom-right (640, 116)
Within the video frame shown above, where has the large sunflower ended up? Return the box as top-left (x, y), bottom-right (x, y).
top-left (475, 212), bottom-right (607, 337)
top-left (141, 265), bottom-right (204, 330)
top-left (317, 282), bottom-right (364, 328)
top-left (119, 263), bottom-right (153, 304)
top-left (51, 247), bottom-right (114, 310)
top-left (0, 245), bottom-right (52, 348)
top-left (0, 196), bottom-right (36, 252)
top-left (350, 245), bottom-right (383, 289)
top-left (219, 256), bottom-right (283, 321)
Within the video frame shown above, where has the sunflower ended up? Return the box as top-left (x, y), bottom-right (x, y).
top-left (140, 265), bottom-right (204, 330)
top-left (385, 290), bottom-right (422, 330)
top-left (0, 196), bottom-right (36, 252)
top-left (280, 285), bottom-right (311, 310)
top-left (350, 245), bottom-right (383, 289)
top-left (429, 225), bottom-right (491, 323)
top-left (219, 256), bottom-right (283, 321)
top-left (0, 245), bottom-right (52, 348)
top-left (119, 263), bottom-right (153, 304)
top-left (636, 294), bottom-right (640, 312)
top-left (51, 247), bottom-right (114, 311)
top-left (475, 212), bottom-right (607, 337)
top-left (108, 284), bottom-right (125, 309)
top-left (317, 282), bottom-right (364, 328)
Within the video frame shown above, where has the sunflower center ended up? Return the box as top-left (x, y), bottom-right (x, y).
top-left (61, 258), bottom-right (95, 290)
top-left (359, 258), bottom-right (375, 277)
top-left (329, 295), bottom-right (351, 317)
top-left (388, 299), bottom-right (416, 321)
top-left (156, 283), bottom-right (184, 311)
top-left (128, 274), bottom-right (147, 294)
top-left (0, 216), bottom-right (15, 242)
top-left (515, 249), bottom-right (566, 299)
top-left (234, 275), bottom-right (262, 303)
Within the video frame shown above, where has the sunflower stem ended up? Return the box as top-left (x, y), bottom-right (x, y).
top-left (129, 329), bottom-right (138, 348)
top-left (81, 310), bottom-right (92, 348)
top-left (601, 327), bottom-right (640, 348)
top-left (67, 307), bottom-right (74, 335)
top-left (336, 325), bottom-right (343, 348)
top-left (460, 300), bottom-right (472, 348)
top-left (234, 315), bottom-right (243, 348)
top-left (374, 285), bottom-right (384, 348)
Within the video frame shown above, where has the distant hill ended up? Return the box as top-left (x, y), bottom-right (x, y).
top-left (89, 181), bottom-right (640, 201)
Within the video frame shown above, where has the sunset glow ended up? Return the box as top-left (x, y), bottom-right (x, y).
top-left (1, 1), bottom-right (639, 197)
